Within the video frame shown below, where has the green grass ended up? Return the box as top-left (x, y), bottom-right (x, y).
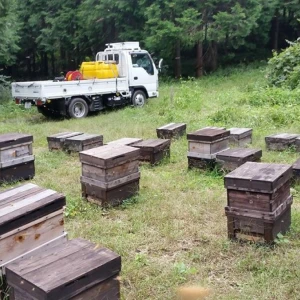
top-left (1, 64), bottom-right (300, 299)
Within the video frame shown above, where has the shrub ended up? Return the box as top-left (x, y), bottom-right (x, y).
top-left (266, 39), bottom-right (300, 89)
top-left (0, 75), bottom-right (11, 102)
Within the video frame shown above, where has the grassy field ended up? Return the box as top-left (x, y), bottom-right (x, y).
top-left (1, 65), bottom-right (300, 299)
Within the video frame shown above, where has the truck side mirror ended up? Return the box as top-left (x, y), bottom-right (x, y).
top-left (158, 59), bottom-right (163, 72)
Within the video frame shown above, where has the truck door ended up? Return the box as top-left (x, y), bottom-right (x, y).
top-left (129, 52), bottom-right (158, 97)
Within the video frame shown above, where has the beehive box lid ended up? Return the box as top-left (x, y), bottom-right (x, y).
top-left (157, 123), bottom-right (186, 130)
top-left (0, 133), bottom-right (33, 148)
top-left (216, 148), bottom-right (262, 163)
top-left (6, 238), bottom-right (121, 300)
top-left (0, 183), bottom-right (65, 236)
top-left (229, 128), bottom-right (252, 139)
top-left (187, 128), bottom-right (230, 142)
top-left (265, 133), bottom-right (300, 142)
top-left (224, 162), bottom-right (292, 192)
top-left (80, 144), bottom-right (140, 168)
top-left (65, 133), bottom-right (103, 142)
top-left (107, 137), bottom-right (143, 146)
top-left (47, 132), bottom-right (84, 141)
top-left (132, 139), bottom-right (171, 153)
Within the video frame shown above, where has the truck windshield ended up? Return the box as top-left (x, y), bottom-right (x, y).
top-left (131, 53), bottom-right (154, 75)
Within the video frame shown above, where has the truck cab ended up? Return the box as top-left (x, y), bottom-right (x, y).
top-left (12, 42), bottom-right (159, 118)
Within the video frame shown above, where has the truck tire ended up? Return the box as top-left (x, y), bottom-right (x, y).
top-left (68, 98), bottom-right (88, 118)
top-left (132, 90), bottom-right (147, 107)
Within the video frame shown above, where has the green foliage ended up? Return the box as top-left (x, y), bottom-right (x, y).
top-left (0, 75), bottom-right (10, 102)
top-left (267, 39), bottom-right (300, 89)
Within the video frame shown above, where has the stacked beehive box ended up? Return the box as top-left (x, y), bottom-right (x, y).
top-left (0, 133), bottom-right (35, 183)
top-left (80, 145), bottom-right (141, 206)
top-left (0, 183), bottom-right (67, 274)
top-left (187, 127), bottom-right (230, 169)
top-left (156, 123), bottom-right (186, 139)
top-left (47, 132), bottom-right (83, 150)
top-left (265, 133), bottom-right (299, 151)
top-left (224, 162), bottom-right (292, 243)
top-left (5, 238), bottom-right (121, 300)
top-left (132, 139), bottom-right (171, 165)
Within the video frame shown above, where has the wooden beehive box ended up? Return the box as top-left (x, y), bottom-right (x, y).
top-left (224, 162), bottom-right (293, 243)
top-left (6, 238), bottom-right (121, 300)
top-left (132, 139), bottom-right (171, 165)
top-left (47, 132), bottom-right (83, 150)
top-left (0, 133), bottom-right (35, 183)
top-left (156, 123), bottom-right (186, 139)
top-left (296, 137), bottom-right (300, 152)
top-left (106, 137), bottom-right (143, 146)
top-left (229, 128), bottom-right (252, 147)
top-left (64, 133), bottom-right (103, 152)
top-left (265, 133), bottom-right (300, 151)
top-left (292, 158), bottom-right (300, 181)
top-left (216, 148), bottom-right (262, 172)
top-left (187, 127), bottom-right (230, 158)
top-left (80, 145), bottom-right (140, 206)
top-left (0, 183), bottom-right (66, 272)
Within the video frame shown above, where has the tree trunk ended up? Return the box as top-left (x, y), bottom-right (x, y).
top-left (51, 52), bottom-right (55, 77)
top-left (273, 8), bottom-right (279, 51)
top-left (211, 41), bottom-right (218, 71)
top-left (174, 40), bottom-right (181, 79)
top-left (195, 40), bottom-right (203, 78)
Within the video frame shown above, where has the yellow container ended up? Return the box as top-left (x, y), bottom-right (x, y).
top-left (80, 61), bottom-right (118, 79)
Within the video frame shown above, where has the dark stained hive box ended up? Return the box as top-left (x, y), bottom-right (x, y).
top-left (224, 162), bottom-right (293, 243)
top-left (64, 133), bottom-right (103, 152)
top-left (292, 158), bottom-right (300, 181)
top-left (132, 139), bottom-right (171, 165)
top-left (80, 145), bottom-right (140, 207)
top-left (296, 137), bottom-right (300, 152)
top-left (6, 238), bottom-right (121, 300)
top-left (229, 128), bottom-right (252, 147)
top-left (0, 133), bottom-right (35, 183)
top-left (216, 148), bottom-right (262, 172)
top-left (106, 137), bottom-right (143, 146)
top-left (156, 123), bottom-right (186, 139)
top-left (265, 133), bottom-right (300, 151)
top-left (0, 183), bottom-right (66, 273)
top-left (47, 132), bottom-right (83, 150)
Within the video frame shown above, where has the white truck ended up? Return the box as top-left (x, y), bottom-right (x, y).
top-left (12, 42), bottom-right (160, 118)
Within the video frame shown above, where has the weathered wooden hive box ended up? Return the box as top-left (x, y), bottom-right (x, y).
top-left (296, 137), bottom-right (300, 152)
top-left (216, 148), bottom-right (262, 172)
top-left (0, 133), bottom-right (35, 183)
top-left (0, 183), bottom-right (66, 274)
top-left (5, 238), bottom-right (121, 300)
top-left (292, 158), bottom-right (300, 181)
top-left (107, 137), bottom-right (143, 146)
top-left (156, 123), bottom-right (186, 139)
top-left (187, 127), bottom-right (230, 169)
top-left (229, 128), bottom-right (252, 147)
top-left (131, 139), bottom-right (171, 165)
top-left (265, 133), bottom-right (299, 151)
top-left (80, 145), bottom-right (140, 206)
top-left (224, 162), bottom-right (293, 243)
top-left (64, 133), bottom-right (103, 152)
top-left (47, 132), bottom-right (83, 150)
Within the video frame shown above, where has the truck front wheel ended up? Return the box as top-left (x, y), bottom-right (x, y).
top-left (132, 90), bottom-right (147, 107)
top-left (68, 98), bottom-right (88, 118)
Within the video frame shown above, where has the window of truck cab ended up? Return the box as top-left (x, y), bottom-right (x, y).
top-left (131, 53), bottom-right (154, 75)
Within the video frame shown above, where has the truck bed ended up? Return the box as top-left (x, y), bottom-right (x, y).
top-left (12, 78), bottom-right (128, 99)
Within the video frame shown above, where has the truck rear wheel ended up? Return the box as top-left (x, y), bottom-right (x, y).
top-left (68, 98), bottom-right (88, 118)
top-left (132, 90), bottom-right (147, 107)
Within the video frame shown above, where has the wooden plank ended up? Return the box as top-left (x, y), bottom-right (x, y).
top-left (0, 155), bottom-right (34, 168)
top-left (82, 160), bottom-right (139, 182)
top-left (216, 148), bottom-right (262, 163)
top-left (131, 139), bottom-right (171, 153)
top-left (6, 239), bottom-right (121, 300)
top-left (0, 134), bottom-right (33, 149)
top-left (224, 162), bottom-right (292, 192)
top-left (0, 143), bottom-right (32, 163)
top-left (47, 132), bottom-right (84, 150)
top-left (188, 139), bottom-right (229, 154)
top-left (80, 172), bottom-right (140, 189)
top-left (64, 134), bottom-right (103, 152)
top-left (80, 145), bottom-right (140, 168)
top-left (293, 158), bottom-right (300, 180)
top-left (229, 128), bottom-right (252, 139)
top-left (0, 212), bottom-right (65, 266)
top-left (156, 123), bottom-right (186, 139)
top-left (106, 138), bottom-right (143, 146)
top-left (187, 128), bottom-right (230, 142)
top-left (296, 137), bottom-right (300, 152)
top-left (0, 184), bottom-right (38, 202)
top-left (265, 133), bottom-right (300, 151)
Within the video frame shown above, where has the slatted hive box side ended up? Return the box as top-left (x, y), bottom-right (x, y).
top-left (265, 133), bottom-right (300, 151)
top-left (156, 123), bottom-right (186, 139)
top-left (47, 132), bottom-right (84, 150)
top-left (6, 239), bottom-right (121, 300)
top-left (64, 134), bottom-right (103, 152)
